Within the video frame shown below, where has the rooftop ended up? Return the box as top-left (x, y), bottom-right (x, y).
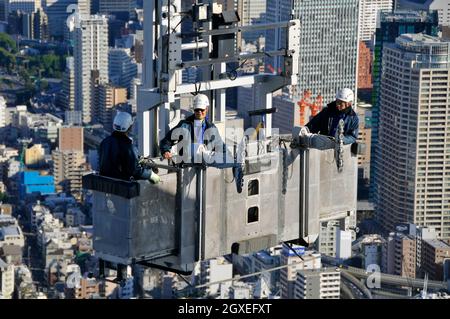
top-left (381, 10), bottom-right (435, 23)
top-left (0, 215), bottom-right (17, 226)
top-left (361, 235), bottom-right (384, 245)
top-left (0, 225), bottom-right (21, 238)
top-left (255, 251), bottom-right (277, 263)
top-left (424, 239), bottom-right (450, 250)
top-left (297, 267), bottom-right (340, 275)
top-left (394, 34), bottom-right (450, 56)
top-left (398, 33), bottom-right (445, 44)
top-left (0, 244), bottom-right (23, 256)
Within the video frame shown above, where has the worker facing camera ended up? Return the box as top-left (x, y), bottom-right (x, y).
top-left (160, 94), bottom-right (226, 165)
top-left (99, 112), bottom-right (160, 184)
top-left (298, 88), bottom-right (359, 150)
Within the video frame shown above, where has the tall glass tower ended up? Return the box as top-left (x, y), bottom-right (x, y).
top-left (292, 0), bottom-right (360, 104)
top-left (370, 11), bottom-right (438, 207)
top-left (377, 34), bottom-right (450, 240)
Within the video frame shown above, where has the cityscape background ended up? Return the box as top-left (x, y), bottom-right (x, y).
top-left (0, 0), bottom-right (450, 299)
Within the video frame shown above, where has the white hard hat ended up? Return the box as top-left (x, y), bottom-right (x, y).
top-left (336, 88), bottom-right (354, 103)
top-left (193, 94), bottom-right (209, 110)
top-left (113, 112), bottom-right (133, 132)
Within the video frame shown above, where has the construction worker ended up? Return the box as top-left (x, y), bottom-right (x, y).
top-left (299, 88), bottom-right (359, 149)
top-left (99, 112), bottom-right (160, 183)
top-left (160, 94), bottom-right (225, 164)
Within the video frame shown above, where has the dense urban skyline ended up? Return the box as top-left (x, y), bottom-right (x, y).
top-left (0, 0), bottom-right (449, 301)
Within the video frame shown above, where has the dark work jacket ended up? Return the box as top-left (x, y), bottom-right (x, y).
top-left (306, 101), bottom-right (359, 145)
top-left (99, 131), bottom-right (150, 181)
top-left (159, 114), bottom-right (225, 157)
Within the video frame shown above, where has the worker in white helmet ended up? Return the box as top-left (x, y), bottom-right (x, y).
top-left (300, 88), bottom-right (359, 148)
top-left (160, 93), bottom-right (225, 164)
top-left (99, 111), bottom-right (160, 184)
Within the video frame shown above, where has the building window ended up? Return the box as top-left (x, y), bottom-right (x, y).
top-left (248, 207), bottom-right (259, 224)
top-left (248, 179), bottom-right (259, 196)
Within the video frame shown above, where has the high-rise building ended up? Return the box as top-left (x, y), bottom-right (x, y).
top-left (0, 0), bottom-right (8, 22)
top-left (90, 0), bottom-right (99, 14)
top-left (108, 48), bottom-right (138, 96)
top-left (359, 0), bottom-right (393, 42)
top-left (382, 226), bottom-right (417, 278)
top-left (34, 8), bottom-right (49, 40)
top-left (24, 144), bottom-right (45, 166)
top-left (58, 126), bottom-right (83, 152)
top-left (74, 15), bottom-right (109, 124)
top-left (376, 34), bottom-right (450, 239)
top-left (317, 217), bottom-right (356, 259)
top-left (416, 226), bottom-right (437, 276)
top-left (318, 221), bottom-right (340, 258)
top-left (8, 0), bottom-right (40, 14)
top-left (265, 0), bottom-right (291, 72)
top-left (65, 276), bottom-right (100, 299)
top-left (0, 96), bottom-right (6, 128)
top-left (356, 102), bottom-right (372, 181)
top-left (238, 0), bottom-right (267, 44)
top-left (358, 41), bottom-right (373, 91)
top-left (422, 239), bottom-right (450, 280)
top-left (10, 7), bottom-right (47, 40)
top-left (292, 0), bottom-right (359, 105)
top-left (240, 0), bottom-right (267, 26)
top-left (397, 0), bottom-right (450, 26)
top-left (20, 10), bottom-right (33, 37)
top-left (361, 235), bottom-right (383, 269)
top-left (65, 110), bottom-right (82, 126)
top-left (98, 0), bottom-right (136, 18)
top-left (52, 149), bottom-right (87, 197)
top-left (0, 258), bottom-right (14, 299)
top-left (294, 268), bottom-right (341, 299)
top-left (280, 246), bottom-right (321, 299)
top-left (271, 92), bottom-right (297, 134)
top-left (369, 11), bottom-right (438, 206)
top-left (199, 257), bottom-right (233, 296)
top-left (95, 83), bottom-right (127, 131)
top-left (17, 8), bottom-right (49, 40)
top-left (336, 230), bottom-right (352, 260)
top-left (44, 0), bottom-right (91, 38)
top-left (217, 0), bottom-right (236, 11)
top-left (57, 57), bottom-right (75, 111)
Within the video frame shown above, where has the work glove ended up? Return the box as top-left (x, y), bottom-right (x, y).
top-left (149, 171), bottom-right (161, 184)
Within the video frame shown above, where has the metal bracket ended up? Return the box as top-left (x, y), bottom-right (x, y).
top-left (286, 20), bottom-right (300, 85)
top-left (168, 33), bottom-right (183, 71)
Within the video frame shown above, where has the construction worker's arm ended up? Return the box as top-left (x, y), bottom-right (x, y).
top-left (343, 115), bottom-right (359, 145)
top-left (159, 122), bottom-right (185, 159)
top-left (305, 109), bottom-right (326, 134)
top-left (127, 145), bottom-right (151, 180)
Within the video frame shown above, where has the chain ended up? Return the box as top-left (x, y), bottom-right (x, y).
top-left (335, 119), bottom-right (345, 173)
top-left (281, 148), bottom-right (288, 195)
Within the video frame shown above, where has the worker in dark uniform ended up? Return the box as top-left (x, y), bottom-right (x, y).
top-left (299, 88), bottom-right (359, 149)
top-left (99, 111), bottom-right (160, 183)
top-left (160, 94), bottom-right (226, 164)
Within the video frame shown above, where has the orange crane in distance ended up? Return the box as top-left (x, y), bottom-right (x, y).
top-left (266, 63), bottom-right (282, 74)
top-left (297, 89), bottom-right (323, 126)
